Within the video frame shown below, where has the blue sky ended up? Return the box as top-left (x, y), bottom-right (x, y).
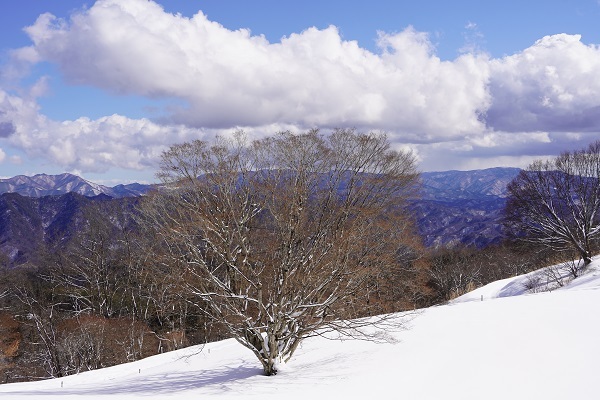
top-left (1, 0), bottom-right (600, 184)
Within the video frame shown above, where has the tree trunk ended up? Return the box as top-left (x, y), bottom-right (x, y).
top-left (263, 359), bottom-right (278, 376)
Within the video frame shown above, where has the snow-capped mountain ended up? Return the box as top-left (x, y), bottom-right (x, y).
top-left (0, 173), bottom-right (152, 198)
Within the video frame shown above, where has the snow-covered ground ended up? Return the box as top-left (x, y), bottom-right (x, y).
top-left (2, 259), bottom-right (599, 399)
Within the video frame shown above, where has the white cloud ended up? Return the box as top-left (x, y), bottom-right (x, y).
top-left (0, 87), bottom-right (309, 173)
top-left (0, 88), bottom-right (207, 172)
top-left (468, 131), bottom-right (551, 149)
top-left (415, 130), bottom-right (600, 172)
top-left (19, 0), bottom-right (491, 142)
top-left (460, 21), bottom-right (486, 55)
top-left (1, 0), bottom-right (599, 175)
top-left (20, 114), bottom-right (216, 172)
top-left (450, 155), bottom-right (551, 171)
top-left (488, 34), bottom-right (600, 133)
top-left (9, 155), bottom-right (22, 165)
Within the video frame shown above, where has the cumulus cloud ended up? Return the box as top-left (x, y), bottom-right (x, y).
top-left (18, 0), bottom-right (491, 142)
top-left (0, 88), bottom-right (210, 172)
top-left (488, 34), bottom-right (600, 133)
top-left (0, 88), bottom-right (306, 173)
top-left (1, 0), bottom-right (599, 174)
top-left (417, 130), bottom-right (600, 171)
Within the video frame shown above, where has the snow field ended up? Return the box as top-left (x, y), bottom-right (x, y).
top-left (1, 259), bottom-right (599, 399)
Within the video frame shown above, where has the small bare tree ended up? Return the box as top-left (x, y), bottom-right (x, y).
top-left (11, 280), bottom-right (67, 378)
top-left (140, 129), bottom-right (419, 375)
top-left (505, 140), bottom-right (600, 266)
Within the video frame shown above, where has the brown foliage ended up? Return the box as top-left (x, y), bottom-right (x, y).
top-left (54, 315), bottom-right (159, 373)
top-left (0, 312), bottom-right (21, 381)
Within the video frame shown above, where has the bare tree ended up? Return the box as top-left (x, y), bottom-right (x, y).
top-left (140, 129), bottom-right (419, 375)
top-left (0, 253), bottom-right (10, 309)
top-left (44, 204), bottom-right (129, 318)
top-left (11, 278), bottom-right (67, 378)
top-left (505, 140), bottom-right (600, 266)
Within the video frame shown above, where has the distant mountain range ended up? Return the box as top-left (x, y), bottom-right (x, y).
top-left (0, 173), bottom-right (152, 198)
top-left (415, 167), bottom-right (520, 247)
top-left (0, 192), bottom-right (116, 265)
top-left (0, 168), bottom-right (520, 201)
top-left (420, 167), bottom-right (520, 200)
top-left (0, 168), bottom-right (521, 266)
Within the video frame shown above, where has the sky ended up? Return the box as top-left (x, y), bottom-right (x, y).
top-left (1, 258), bottom-right (599, 399)
top-left (1, 0), bottom-right (600, 184)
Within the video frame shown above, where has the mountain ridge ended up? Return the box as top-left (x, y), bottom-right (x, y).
top-left (0, 168), bottom-right (521, 200)
top-left (413, 167), bottom-right (520, 247)
top-left (419, 167), bottom-right (520, 200)
top-left (0, 173), bottom-right (152, 198)
top-left (0, 168), bottom-right (522, 266)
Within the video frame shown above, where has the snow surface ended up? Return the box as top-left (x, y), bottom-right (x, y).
top-left (2, 259), bottom-right (600, 399)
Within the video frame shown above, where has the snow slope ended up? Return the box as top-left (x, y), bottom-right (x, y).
top-left (2, 260), bottom-right (599, 399)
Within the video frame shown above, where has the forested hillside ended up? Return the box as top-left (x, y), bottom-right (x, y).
top-left (0, 167), bottom-right (520, 267)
